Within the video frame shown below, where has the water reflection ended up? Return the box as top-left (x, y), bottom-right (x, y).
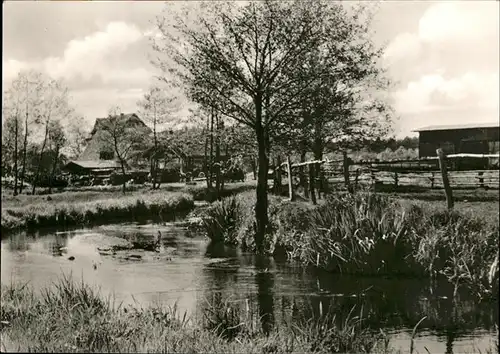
top-left (1, 225), bottom-right (498, 353)
top-left (255, 256), bottom-right (275, 335)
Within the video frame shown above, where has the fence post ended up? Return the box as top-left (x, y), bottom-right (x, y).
top-left (394, 171), bottom-right (399, 189)
top-left (436, 148), bottom-right (454, 210)
top-left (287, 156), bottom-right (294, 201)
top-left (370, 169), bottom-right (376, 187)
top-left (478, 171), bottom-right (484, 189)
top-left (430, 172), bottom-right (435, 189)
top-left (354, 169), bottom-right (359, 192)
top-left (308, 164), bottom-right (317, 205)
top-left (342, 151), bottom-right (351, 192)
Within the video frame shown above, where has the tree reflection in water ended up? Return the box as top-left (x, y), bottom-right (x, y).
top-left (255, 256), bottom-right (275, 336)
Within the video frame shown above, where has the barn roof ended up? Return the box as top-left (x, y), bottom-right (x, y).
top-left (65, 160), bottom-right (121, 170)
top-left (413, 122), bottom-right (499, 132)
top-left (87, 113), bottom-right (151, 139)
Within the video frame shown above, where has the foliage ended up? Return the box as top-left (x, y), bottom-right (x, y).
top-left (153, 0), bottom-right (393, 253)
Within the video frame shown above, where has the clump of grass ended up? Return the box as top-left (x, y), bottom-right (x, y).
top-left (293, 305), bottom-right (379, 354)
top-left (202, 195), bottom-right (243, 244)
top-left (1, 276), bottom-right (385, 353)
top-left (201, 191), bottom-right (499, 299)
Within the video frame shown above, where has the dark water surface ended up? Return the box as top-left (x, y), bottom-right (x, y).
top-left (1, 223), bottom-right (498, 353)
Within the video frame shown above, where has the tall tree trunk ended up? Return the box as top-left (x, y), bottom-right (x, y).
top-left (276, 155), bottom-right (282, 195)
top-left (155, 159), bottom-right (162, 189)
top-left (32, 124), bottom-right (50, 195)
top-left (215, 114), bottom-right (221, 199)
top-left (209, 110), bottom-right (214, 188)
top-left (20, 92), bottom-right (29, 193)
top-left (254, 102), bottom-right (269, 254)
top-left (313, 140), bottom-right (324, 199)
top-left (48, 146), bottom-right (60, 194)
top-left (150, 157), bottom-right (155, 188)
top-left (152, 106), bottom-right (158, 189)
top-left (13, 117), bottom-right (19, 196)
top-left (342, 150), bottom-right (351, 192)
top-left (204, 118), bottom-right (210, 189)
top-left (120, 160), bottom-right (127, 194)
top-left (251, 157), bottom-right (257, 180)
top-left (300, 149), bottom-right (308, 198)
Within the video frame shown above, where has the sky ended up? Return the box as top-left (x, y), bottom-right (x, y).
top-left (2, 0), bottom-right (499, 137)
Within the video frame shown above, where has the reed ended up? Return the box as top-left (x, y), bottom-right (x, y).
top-left (200, 191), bottom-right (499, 299)
top-left (1, 276), bottom-right (387, 353)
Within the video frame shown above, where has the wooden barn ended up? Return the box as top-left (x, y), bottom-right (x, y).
top-left (414, 122), bottom-right (500, 169)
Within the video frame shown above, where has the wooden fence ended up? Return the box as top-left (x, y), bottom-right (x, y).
top-left (278, 152), bottom-right (499, 205)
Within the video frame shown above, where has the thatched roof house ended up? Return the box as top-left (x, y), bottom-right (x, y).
top-left (64, 113), bottom-right (151, 175)
top-left (79, 113), bottom-right (151, 162)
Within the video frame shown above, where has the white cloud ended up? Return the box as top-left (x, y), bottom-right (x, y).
top-left (383, 32), bottom-right (420, 63)
top-left (43, 22), bottom-right (145, 81)
top-left (418, 2), bottom-right (498, 44)
top-left (3, 22), bottom-right (152, 87)
top-left (384, 2), bottom-right (499, 136)
top-left (2, 59), bottom-right (30, 84)
top-left (394, 72), bottom-right (499, 114)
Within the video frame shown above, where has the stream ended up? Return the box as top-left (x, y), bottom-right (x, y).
top-left (1, 221), bottom-right (498, 353)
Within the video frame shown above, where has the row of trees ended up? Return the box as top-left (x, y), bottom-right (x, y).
top-left (2, 71), bottom-right (89, 195)
top-left (152, 0), bottom-right (395, 252)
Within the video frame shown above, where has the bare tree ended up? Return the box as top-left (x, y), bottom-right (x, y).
top-left (2, 70), bottom-right (46, 194)
top-left (65, 115), bottom-right (90, 159)
top-left (100, 106), bottom-right (151, 193)
top-left (2, 83), bottom-right (24, 195)
top-left (47, 120), bottom-right (67, 194)
top-left (31, 78), bottom-right (73, 195)
top-left (137, 84), bottom-right (180, 189)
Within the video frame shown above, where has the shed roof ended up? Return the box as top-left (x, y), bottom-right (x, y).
top-left (413, 122), bottom-right (499, 132)
top-left (65, 160), bottom-right (121, 170)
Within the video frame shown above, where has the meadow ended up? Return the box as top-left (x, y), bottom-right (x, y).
top-left (0, 181), bottom-right (257, 234)
top-left (1, 191), bottom-right (195, 235)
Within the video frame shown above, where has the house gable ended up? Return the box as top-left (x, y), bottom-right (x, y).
top-left (79, 113), bottom-right (152, 163)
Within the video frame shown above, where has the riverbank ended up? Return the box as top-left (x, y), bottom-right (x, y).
top-left (2, 180), bottom-right (257, 202)
top-left (1, 276), bottom-right (398, 354)
top-left (0, 181), bottom-right (258, 235)
top-left (1, 191), bottom-right (195, 235)
top-left (202, 191), bottom-right (499, 300)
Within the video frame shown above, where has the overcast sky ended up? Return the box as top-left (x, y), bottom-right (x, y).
top-left (3, 1), bottom-right (499, 137)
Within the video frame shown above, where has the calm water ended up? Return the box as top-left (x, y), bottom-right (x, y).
top-left (1, 222), bottom-right (498, 354)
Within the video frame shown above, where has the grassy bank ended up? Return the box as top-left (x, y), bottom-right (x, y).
top-left (202, 192), bottom-right (499, 299)
top-left (1, 276), bottom-right (397, 353)
top-left (2, 180), bottom-right (257, 202)
top-left (1, 191), bottom-right (194, 235)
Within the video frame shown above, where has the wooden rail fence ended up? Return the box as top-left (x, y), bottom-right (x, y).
top-left (279, 152), bottom-right (499, 207)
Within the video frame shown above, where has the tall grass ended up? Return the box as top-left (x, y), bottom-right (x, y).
top-left (1, 276), bottom-right (387, 353)
top-left (201, 192), bottom-right (499, 299)
top-left (1, 192), bottom-right (194, 235)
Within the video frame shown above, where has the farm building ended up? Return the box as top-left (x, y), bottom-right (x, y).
top-left (414, 122), bottom-right (500, 169)
top-left (78, 113), bottom-right (152, 163)
top-left (63, 113), bottom-right (152, 185)
top-left (63, 160), bottom-right (121, 175)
